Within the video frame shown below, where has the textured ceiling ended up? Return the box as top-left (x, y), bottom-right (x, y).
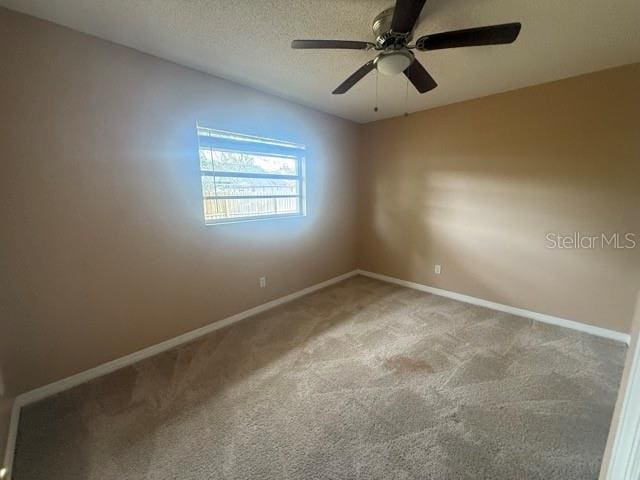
top-left (2, 0), bottom-right (640, 123)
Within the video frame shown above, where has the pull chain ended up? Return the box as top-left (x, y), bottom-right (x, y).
top-left (374, 70), bottom-right (379, 113)
top-left (404, 77), bottom-right (409, 117)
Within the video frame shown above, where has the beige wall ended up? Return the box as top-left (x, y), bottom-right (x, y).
top-left (358, 64), bottom-right (640, 333)
top-left (0, 8), bottom-right (359, 403)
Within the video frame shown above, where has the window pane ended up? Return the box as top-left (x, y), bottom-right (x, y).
top-left (199, 149), bottom-right (213, 171)
top-left (203, 197), bottom-right (300, 221)
top-left (201, 176), bottom-right (217, 197)
top-left (274, 196), bottom-right (299, 214)
top-left (210, 150), bottom-right (298, 176)
top-left (201, 176), bottom-right (299, 198)
top-left (211, 176), bottom-right (298, 197)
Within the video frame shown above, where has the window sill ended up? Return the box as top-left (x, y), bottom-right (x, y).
top-left (205, 213), bottom-right (306, 226)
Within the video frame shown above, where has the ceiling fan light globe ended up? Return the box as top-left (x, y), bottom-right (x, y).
top-left (375, 51), bottom-right (413, 76)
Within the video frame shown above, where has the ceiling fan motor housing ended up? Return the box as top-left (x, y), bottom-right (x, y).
top-left (372, 7), bottom-right (412, 49)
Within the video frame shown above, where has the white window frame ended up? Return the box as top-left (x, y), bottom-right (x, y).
top-left (197, 125), bottom-right (306, 225)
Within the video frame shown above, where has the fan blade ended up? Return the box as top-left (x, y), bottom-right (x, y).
top-left (332, 61), bottom-right (376, 94)
top-left (291, 40), bottom-right (375, 50)
top-left (391, 0), bottom-right (427, 33)
top-left (403, 60), bottom-right (437, 93)
top-left (416, 22), bottom-right (521, 51)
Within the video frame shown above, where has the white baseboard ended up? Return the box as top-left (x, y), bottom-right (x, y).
top-left (357, 270), bottom-right (630, 345)
top-left (1, 269), bottom-right (359, 479)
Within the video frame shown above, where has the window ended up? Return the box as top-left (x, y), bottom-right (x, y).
top-left (197, 125), bottom-right (306, 225)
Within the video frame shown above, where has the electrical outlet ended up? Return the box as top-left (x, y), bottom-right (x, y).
top-left (434, 264), bottom-right (442, 275)
top-left (259, 276), bottom-right (267, 288)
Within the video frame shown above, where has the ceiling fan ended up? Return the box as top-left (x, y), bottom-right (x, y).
top-left (291, 0), bottom-right (521, 95)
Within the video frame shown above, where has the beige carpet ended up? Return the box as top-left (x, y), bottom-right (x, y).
top-left (13, 276), bottom-right (626, 479)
